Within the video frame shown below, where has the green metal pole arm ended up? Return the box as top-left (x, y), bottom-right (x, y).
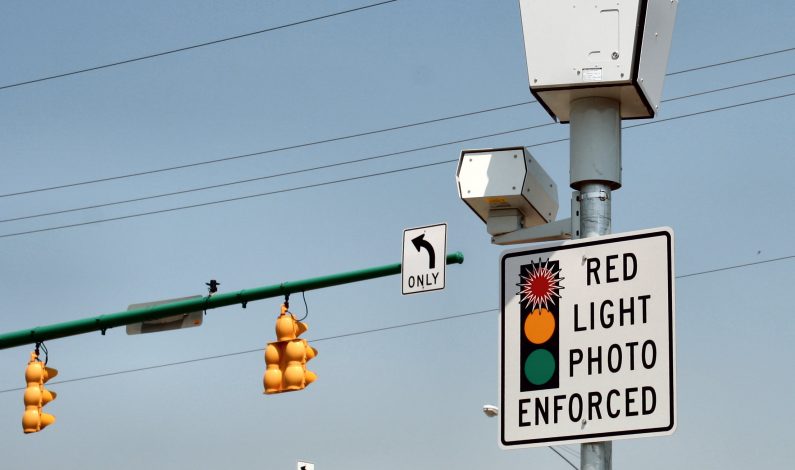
top-left (0, 252), bottom-right (464, 351)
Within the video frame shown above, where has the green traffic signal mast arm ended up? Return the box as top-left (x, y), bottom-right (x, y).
top-left (0, 252), bottom-right (464, 351)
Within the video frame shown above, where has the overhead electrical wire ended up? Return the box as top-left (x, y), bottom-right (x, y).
top-left (660, 72), bottom-right (794, 103)
top-left (0, 0), bottom-right (399, 92)
top-left (0, 159), bottom-right (454, 239)
top-left (557, 446), bottom-right (581, 459)
top-left (2, 72), bottom-right (791, 224)
top-left (0, 122), bottom-right (552, 223)
top-left (627, 91), bottom-right (795, 129)
top-left (0, 252), bottom-right (792, 394)
top-left (0, 47), bottom-right (791, 199)
top-left (0, 102), bottom-right (539, 200)
top-left (665, 46), bottom-right (795, 76)
top-left (549, 447), bottom-right (579, 470)
top-left (676, 254), bottom-right (795, 278)
top-left (551, 448), bottom-right (581, 470)
top-left (1, 91), bottom-right (793, 239)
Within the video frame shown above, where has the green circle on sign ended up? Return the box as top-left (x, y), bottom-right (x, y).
top-left (524, 349), bottom-right (556, 385)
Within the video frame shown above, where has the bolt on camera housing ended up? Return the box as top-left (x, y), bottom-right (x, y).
top-left (456, 147), bottom-right (559, 237)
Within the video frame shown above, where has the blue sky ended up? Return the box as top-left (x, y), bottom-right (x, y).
top-left (1, 1), bottom-right (793, 468)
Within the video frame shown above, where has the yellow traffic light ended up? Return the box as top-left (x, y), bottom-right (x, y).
top-left (264, 303), bottom-right (317, 394)
top-left (22, 351), bottom-right (58, 434)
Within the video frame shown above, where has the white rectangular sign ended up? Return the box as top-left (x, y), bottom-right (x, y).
top-left (500, 227), bottom-right (676, 448)
top-left (402, 223), bottom-right (447, 295)
top-left (126, 295), bottom-right (203, 335)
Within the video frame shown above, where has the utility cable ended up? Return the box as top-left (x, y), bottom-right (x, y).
top-left (1, 48), bottom-right (791, 199)
top-left (676, 254), bottom-right (795, 279)
top-left (666, 46), bottom-right (795, 76)
top-left (1, 91), bottom-right (792, 239)
top-left (0, 1), bottom-right (398, 92)
top-left (661, 72), bottom-right (795, 103)
top-left (0, 252), bottom-right (792, 394)
top-left (0, 122), bottom-right (551, 223)
top-left (0, 101), bottom-right (534, 199)
top-left (557, 446), bottom-right (581, 459)
top-left (628, 91), bottom-right (795, 129)
top-left (2, 72), bottom-right (791, 223)
top-left (0, 20), bottom-right (788, 93)
top-left (549, 447), bottom-right (579, 470)
top-left (0, 159), bottom-right (454, 239)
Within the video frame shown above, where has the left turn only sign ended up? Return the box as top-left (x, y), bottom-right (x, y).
top-left (402, 223), bottom-right (447, 295)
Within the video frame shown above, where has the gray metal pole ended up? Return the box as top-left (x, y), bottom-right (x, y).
top-left (569, 96), bottom-right (621, 470)
top-left (580, 442), bottom-right (612, 470)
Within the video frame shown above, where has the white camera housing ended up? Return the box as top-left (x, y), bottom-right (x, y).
top-left (518, 0), bottom-right (678, 122)
top-left (456, 147), bottom-right (558, 236)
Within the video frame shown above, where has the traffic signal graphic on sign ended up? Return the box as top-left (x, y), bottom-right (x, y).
top-left (517, 259), bottom-right (563, 392)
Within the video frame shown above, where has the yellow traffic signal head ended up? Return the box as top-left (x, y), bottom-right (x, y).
top-left (264, 303), bottom-right (317, 394)
top-left (22, 351), bottom-right (57, 434)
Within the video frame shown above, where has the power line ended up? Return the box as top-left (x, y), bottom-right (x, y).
top-left (0, 239), bottom-right (792, 394)
top-left (667, 46), bottom-right (795, 76)
top-left (661, 73), bottom-right (795, 103)
top-left (3, 71), bottom-right (791, 223)
top-left (0, 110), bottom-right (545, 212)
top-left (5, 348), bottom-right (266, 391)
top-left (557, 446), bottom-right (581, 459)
top-left (311, 308), bottom-right (495, 342)
top-left (677, 254), bottom-right (795, 278)
top-left (1, 48), bottom-right (790, 199)
top-left (0, 159), bottom-right (454, 239)
top-left (524, 92), bottom-right (795, 146)
top-left (549, 447), bottom-right (579, 470)
top-left (0, 102), bottom-right (533, 200)
top-left (2, 91), bottom-right (792, 239)
top-left (0, 1), bottom-right (398, 92)
top-left (628, 92), bottom-right (795, 129)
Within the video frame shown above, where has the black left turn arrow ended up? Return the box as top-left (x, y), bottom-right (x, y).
top-left (411, 234), bottom-right (436, 269)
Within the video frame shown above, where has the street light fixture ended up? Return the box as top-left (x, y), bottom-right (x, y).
top-left (482, 404), bottom-right (499, 417)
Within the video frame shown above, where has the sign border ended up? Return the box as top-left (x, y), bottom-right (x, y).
top-left (499, 227), bottom-right (675, 448)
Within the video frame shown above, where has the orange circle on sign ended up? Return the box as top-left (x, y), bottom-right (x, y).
top-left (524, 308), bottom-right (555, 344)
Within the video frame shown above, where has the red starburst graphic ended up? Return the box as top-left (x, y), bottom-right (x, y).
top-left (517, 258), bottom-right (564, 311)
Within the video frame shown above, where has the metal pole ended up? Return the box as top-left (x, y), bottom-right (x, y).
top-left (569, 96), bottom-right (621, 470)
top-left (0, 252), bottom-right (465, 350)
